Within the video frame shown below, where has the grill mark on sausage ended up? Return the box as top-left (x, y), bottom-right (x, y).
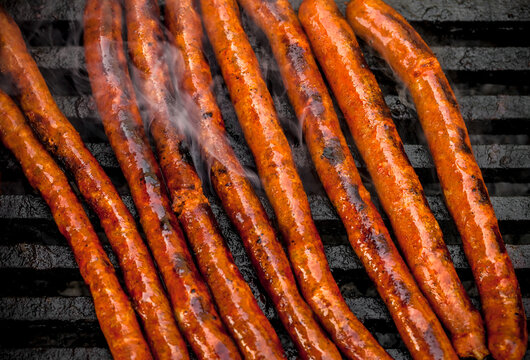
top-left (457, 127), bottom-right (473, 154)
top-left (320, 137), bottom-right (345, 165)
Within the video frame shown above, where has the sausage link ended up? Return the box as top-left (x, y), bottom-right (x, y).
top-left (236, 0), bottom-right (394, 358)
top-left (0, 90), bottom-right (153, 360)
top-left (86, 0), bottom-right (240, 359)
top-left (232, 0), bottom-right (457, 358)
top-left (200, 0), bottom-right (407, 359)
top-left (298, 0), bottom-right (488, 358)
top-left (345, 1), bottom-right (527, 359)
top-left (121, 0), bottom-right (286, 358)
top-left (165, 0), bottom-right (342, 357)
top-left (0, 6), bottom-right (185, 360)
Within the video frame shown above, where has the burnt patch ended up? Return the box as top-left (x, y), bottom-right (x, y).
top-left (285, 42), bottom-right (307, 72)
top-left (202, 112), bottom-right (213, 118)
top-left (365, 228), bottom-right (392, 257)
top-left (343, 183), bottom-right (367, 212)
top-left (491, 225), bottom-right (507, 254)
top-left (172, 252), bottom-right (192, 276)
top-left (320, 137), bottom-right (345, 165)
top-left (383, 123), bottom-right (408, 159)
top-left (435, 72), bottom-right (459, 108)
top-left (471, 175), bottom-right (490, 204)
top-left (391, 277), bottom-right (412, 306)
top-left (457, 127), bottom-right (473, 154)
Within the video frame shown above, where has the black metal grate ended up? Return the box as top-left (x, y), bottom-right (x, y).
top-left (0, 0), bottom-right (529, 358)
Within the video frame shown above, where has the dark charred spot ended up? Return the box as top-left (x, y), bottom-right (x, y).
top-left (172, 252), bottom-right (192, 276)
top-left (422, 322), bottom-right (446, 359)
top-left (472, 176), bottom-right (490, 204)
top-left (491, 225), bottom-right (507, 254)
top-left (202, 112), bottom-right (213, 118)
top-left (457, 127), bottom-right (472, 154)
top-left (190, 295), bottom-right (206, 317)
top-left (365, 229), bottom-right (391, 256)
top-left (285, 42), bottom-right (307, 72)
top-left (343, 183), bottom-right (367, 212)
top-left (178, 140), bottom-right (193, 165)
top-left (320, 137), bottom-right (345, 165)
top-left (391, 277), bottom-right (412, 306)
top-left (435, 72), bottom-right (459, 108)
top-left (299, 83), bottom-right (325, 118)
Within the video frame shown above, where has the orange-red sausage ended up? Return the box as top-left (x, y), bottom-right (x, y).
top-left (346, 1), bottom-right (527, 359)
top-left (165, 0), bottom-right (342, 358)
top-left (0, 6), bottom-right (185, 360)
top-left (120, 0), bottom-right (286, 358)
top-left (237, 0), bottom-right (393, 359)
top-left (86, 0), bottom-right (239, 359)
top-left (298, 0), bottom-right (488, 358)
top-left (232, 0), bottom-right (458, 358)
top-left (0, 90), bottom-right (153, 360)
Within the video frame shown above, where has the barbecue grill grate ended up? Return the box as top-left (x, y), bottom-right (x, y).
top-left (0, 0), bottom-right (529, 359)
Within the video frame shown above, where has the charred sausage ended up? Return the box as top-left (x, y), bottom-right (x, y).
top-left (115, 0), bottom-right (286, 358)
top-left (298, 0), bottom-right (487, 358)
top-left (0, 90), bottom-right (153, 360)
top-left (200, 0), bottom-right (456, 358)
top-left (164, 0), bottom-right (342, 357)
top-left (231, 0), bottom-right (458, 358)
top-left (0, 5), bottom-right (186, 359)
top-left (345, 0), bottom-right (527, 359)
top-left (86, 0), bottom-right (240, 359)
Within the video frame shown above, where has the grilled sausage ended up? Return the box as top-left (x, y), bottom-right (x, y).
top-left (86, 1), bottom-right (240, 359)
top-left (235, 0), bottom-right (393, 359)
top-left (115, 0), bottom-right (285, 358)
top-left (165, 0), bottom-right (342, 358)
top-left (298, 0), bottom-right (488, 358)
top-left (233, 0), bottom-right (458, 358)
top-left (0, 90), bottom-right (153, 360)
top-left (0, 6), bottom-right (186, 360)
top-left (201, 0), bottom-right (438, 359)
top-left (345, 1), bottom-right (527, 359)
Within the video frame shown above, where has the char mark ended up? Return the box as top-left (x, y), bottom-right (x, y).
top-left (457, 127), bottom-right (472, 154)
top-left (320, 137), bottom-right (346, 165)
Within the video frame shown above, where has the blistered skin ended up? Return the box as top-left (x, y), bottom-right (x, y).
top-left (0, 6), bottom-right (182, 360)
top-left (124, 0), bottom-right (285, 358)
top-left (0, 91), bottom-right (153, 360)
top-left (298, 0), bottom-right (488, 358)
top-left (237, 0), bottom-right (394, 358)
top-left (345, 1), bottom-right (527, 359)
top-left (234, 0), bottom-right (458, 358)
top-left (87, 1), bottom-right (239, 359)
top-left (165, 0), bottom-right (342, 358)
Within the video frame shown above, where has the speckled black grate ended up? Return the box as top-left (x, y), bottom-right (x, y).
top-left (0, 0), bottom-right (528, 359)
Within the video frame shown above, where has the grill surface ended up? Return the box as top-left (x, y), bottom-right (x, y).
top-left (0, 0), bottom-right (529, 359)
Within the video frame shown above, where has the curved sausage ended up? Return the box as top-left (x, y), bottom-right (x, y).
top-left (298, 0), bottom-right (487, 358)
top-left (0, 5), bottom-right (186, 360)
top-left (164, 0), bottom-right (342, 358)
top-left (86, 0), bottom-right (240, 359)
top-left (0, 90), bottom-right (153, 360)
top-left (345, 1), bottom-right (527, 359)
top-left (116, 0), bottom-right (286, 358)
top-left (231, 0), bottom-right (458, 358)
top-left (236, 0), bottom-right (394, 359)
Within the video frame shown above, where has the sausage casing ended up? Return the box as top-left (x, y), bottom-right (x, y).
top-left (167, 0), bottom-right (342, 357)
top-left (346, 0), bottom-right (527, 359)
top-left (298, 0), bottom-right (487, 358)
top-left (1, 5), bottom-right (185, 359)
top-left (0, 90), bottom-right (153, 360)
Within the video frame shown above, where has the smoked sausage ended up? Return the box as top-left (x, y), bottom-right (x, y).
top-left (0, 90), bottom-right (153, 360)
top-left (1, 5), bottom-right (185, 359)
top-left (298, 0), bottom-right (487, 357)
top-left (86, 0), bottom-right (240, 358)
top-left (346, 0), bottom-right (527, 359)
